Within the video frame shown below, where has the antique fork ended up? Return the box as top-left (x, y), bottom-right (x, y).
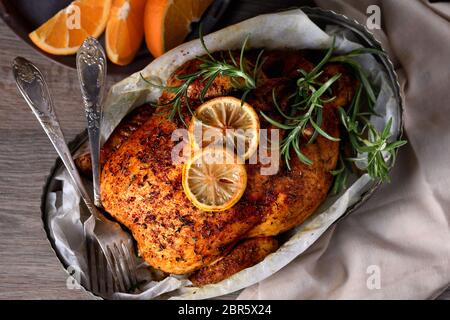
top-left (12, 57), bottom-right (137, 293)
top-left (76, 37), bottom-right (138, 294)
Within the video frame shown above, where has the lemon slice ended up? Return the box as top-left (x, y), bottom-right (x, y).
top-left (182, 147), bottom-right (247, 212)
top-left (189, 97), bottom-right (260, 160)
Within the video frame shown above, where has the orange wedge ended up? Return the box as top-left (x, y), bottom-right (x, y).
top-left (29, 0), bottom-right (112, 55)
top-left (106, 0), bottom-right (147, 65)
top-left (144, 0), bottom-right (213, 57)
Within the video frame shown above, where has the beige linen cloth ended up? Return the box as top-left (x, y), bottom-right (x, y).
top-left (238, 0), bottom-right (450, 299)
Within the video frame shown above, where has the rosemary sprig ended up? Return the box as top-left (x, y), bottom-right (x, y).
top-left (260, 37), bottom-right (341, 169)
top-left (139, 73), bottom-right (196, 126)
top-left (331, 154), bottom-right (348, 194)
top-left (140, 26), bottom-right (264, 125)
top-left (330, 47), bottom-right (406, 192)
top-left (259, 37), bottom-right (406, 189)
top-left (332, 106), bottom-right (407, 193)
top-left (338, 109), bottom-right (407, 180)
top-left (297, 37), bottom-right (336, 94)
top-left (196, 31), bottom-right (259, 98)
top-left (329, 47), bottom-right (385, 113)
top-left (260, 73), bottom-right (341, 169)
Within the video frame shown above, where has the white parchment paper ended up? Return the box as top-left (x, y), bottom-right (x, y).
top-left (44, 9), bottom-right (400, 300)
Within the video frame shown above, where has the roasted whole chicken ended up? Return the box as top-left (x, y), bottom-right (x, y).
top-left (76, 50), bottom-right (357, 286)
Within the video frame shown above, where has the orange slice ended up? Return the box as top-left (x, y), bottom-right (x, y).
top-left (106, 0), bottom-right (147, 65)
top-left (29, 0), bottom-right (112, 55)
top-left (144, 0), bottom-right (213, 57)
top-left (182, 147), bottom-right (247, 212)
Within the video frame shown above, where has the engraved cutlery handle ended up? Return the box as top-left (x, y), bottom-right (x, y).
top-left (76, 37), bottom-right (107, 208)
top-left (13, 57), bottom-right (100, 218)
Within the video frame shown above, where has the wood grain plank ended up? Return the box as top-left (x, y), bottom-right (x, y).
top-left (0, 17), bottom-right (112, 299)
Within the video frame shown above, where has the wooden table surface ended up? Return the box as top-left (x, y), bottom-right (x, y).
top-left (0, 0), bottom-right (315, 300)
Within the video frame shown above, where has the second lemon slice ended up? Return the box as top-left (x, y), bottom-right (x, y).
top-left (182, 147), bottom-right (247, 212)
top-left (189, 97), bottom-right (260, 160)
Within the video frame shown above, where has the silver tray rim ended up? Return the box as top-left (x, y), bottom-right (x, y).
top-left (40, 6), bottom-right (405, 300)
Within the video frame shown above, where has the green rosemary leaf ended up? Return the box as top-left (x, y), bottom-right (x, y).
top-left (176, 69), bottom-right (204, 80)
top-left (240, 89), bottom-right (251, 106)
top-left (253, 49), bottom-right (265, 82)
top-left (330, 156), bottom-right (348, 194)
top-left (330, 167), bottom-right (344, 176)
top-left (307, 108), bottom-right (322, 144)
top-left (350, 84), bottom-right (362, 120)
top-left (357, 67), bottom-right (377, 105)
top-left (140, 73), bottom-right (167, 89)
top-left (310, 115), bottom-right (340, 141)
top-left (239, 34), bottom-right (250, 73)
top-left (384, 140), bottom-right (408, 152)
top-left (259, 111), bottom-right (295, 130)
top-left (228, 49), bottom-right (238, 67)
top-left (292, 137), bottom-right (313, 166)
top-left (272, 89), bottom-right (297, 120)
top-left (199, 24), bottom-right (215, 61)
top-left (382, 118), bottom-right (393, 139)
top-left (310, 36), bottom-right (335, 77)
top-left (184, 89), bottom-right (193, 115)
top-left (340, 47), bottom-right (386, 58)
top-left (309, 73), bottom-right (341, 102)
top-left (200, 71), bottom-right (219, 102)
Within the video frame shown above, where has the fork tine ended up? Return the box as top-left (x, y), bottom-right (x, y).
top-left (120, 241), bottom-right (138, 288)
top-left (112, 243), bottom-right (132, 291)
top-left (100, 247), bottom-right (115, 296)
top-left (106, 246), bottom-right (126, 292)
top-left (106, 261), bottom-right (115, 295)
top-left (87, 238), bottom-right (99, 293)
top-left (97, 241), bottom-right (123, 292)
top-left (97, 245), bottom-right (107, 294)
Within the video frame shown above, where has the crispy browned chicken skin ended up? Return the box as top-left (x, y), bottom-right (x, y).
top-left (190, 237), bottom-right (279, 286)
top-left (86, 50), bottom-right (356, 284)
